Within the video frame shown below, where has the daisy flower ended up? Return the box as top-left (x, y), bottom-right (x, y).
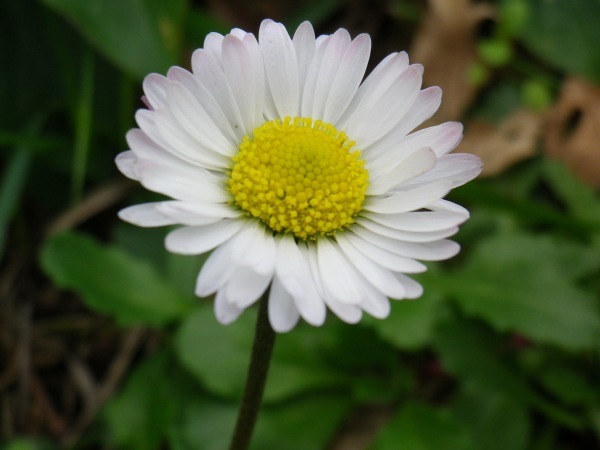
top-left (116, 19), bottom-right (482, 332)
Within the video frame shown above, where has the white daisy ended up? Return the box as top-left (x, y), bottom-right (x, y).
top-left (116, 19), bottom-right (482, 333)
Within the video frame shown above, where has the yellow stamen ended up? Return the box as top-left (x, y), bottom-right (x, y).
top-left (228, 117), bottom-right (369, 240)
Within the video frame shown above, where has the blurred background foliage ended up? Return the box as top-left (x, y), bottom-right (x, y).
top-left (1, 0), bottom-right (600, 448)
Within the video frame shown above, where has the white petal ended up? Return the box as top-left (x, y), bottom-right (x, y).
top-left (222, 34), bottom-right (265, 132)
top-left (342, 65), bottom-right (423, 148)
top-left (393, 273), bottom-right (424, 299)
top-left (118, 202), bottom-right (175, 227)
top-left (344, 232), bottom-right (427, 273)
top-left (292, 21), bottom-right (316, 101)
top-left (357, 218), bottom-right (459, 242)
top-left (156, 201), bottom-right (240, 226)
top-left (269, 276), bottom-right (300, 332)
top-left (323, 33), bottom-right (371, 124)
top-left (154, 106), bottom-right (229, 170)
top-left (352, 225), bottom-right (461, 261)
top-left (301, 35), bottom-right (331, 117)
top-left (214, 289), bottom-right (244, 324)
top-left (368, 122), bottom-right (463, 165)
top-left (275, 237), bottom-right (326, 326)
top-left (134, 110), bottom-right (183, 160)
top-left (360, 289), bottom-right (391, 319)
top-left (166, 66), bottom-right (239, 146)
top-left (309, 28), bottom-right (351, 119)
top-left (225, 267), bottom-right (271, 308)
top-left (165, 219), bottom-right (245, 255)
top-left (306, 244), bottom-right (362, 323)
top-left (196, 238), bottom-right (238, 296)
top-left (259, 20), bottom-right (299, 118)
top-left (191, 49), bottom-right (246, 138)
top-left (166, 81), bottom-right (235, 156)
top-left (115, 151), bottom-right (138, 180)
top-left (372, 86), bottom-right (442, 151)
top-left (367, 147), bottom-right (437, 195)
top-left (127, 128), bottom-right (188, 170)
top-left (143, 74), bottom-right (168, 109)
top-left (204, 32), bottom-right (224, 60)
top-left (429, 199), bottom-right (470, 215)
top-left (230, 223), bottom-right (277, 275)
top-left (134, 159), bottom-right (228, 203)
top-left (317, 238), bottom-right (363, 305)
top-left (337, 52), bottom-right (409, 127)
top-left (401, 153), bottom-right (483, 190)
top-left (336, 234), bottom-right (406, 299)
top-left (363, 210), bottom-right (468, 232)
top-left (364, 180), bottom-right (453, 214)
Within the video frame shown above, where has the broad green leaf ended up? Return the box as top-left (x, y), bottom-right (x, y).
top-left (168, 400), bottom-right (236, 450)
top-left (367, 286), bottom-right (442, 350)
top-left (175, 308), bottom-right (401, 404)
top-left (373, 403), bottom-right (475, 450)
top-left (175, 306), bottom-right (255, 400)
top-left (185, 9), bottom-right (228, 48)
top-left (251, 394), bottom-right (352, 450)
top-left (468, 80), bottom-right (522, 123)
top-left (40, 0), bottom-right (186, 79)
top-left (542, 160), bottom-right (600, 228)
top-left (433, 316), bottom-right (536, 403)
top-left (174, 306), bottom-right (351, 402)
top-left (452, 385), bottom-right (530, 450)
top-left (538, 365), bottom-right (598, 406)
top-left (41, 231), bottom-right (193, 326)
top-left (0, 439), bottom-right (55, 450)
top-left (104, 352), bottom-right (175, 450)
top-left (441, 232), bottom-right (600, 350)
top-left (433, 315), bottom-right (584, 429)
top-left (168, 394), bottom-right (351, 450)
top-left (113, 221), bottom-right (210, 297)
top-left (520, 0), bottom-right (600, 83)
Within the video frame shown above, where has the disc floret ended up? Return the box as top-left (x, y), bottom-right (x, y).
top-left (228, 117), bottom-right (369, 240)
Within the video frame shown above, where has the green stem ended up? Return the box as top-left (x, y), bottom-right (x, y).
top-left (229, 294), bottom-right (276, 450)
top-left (71, 49), bottom-right (94, 204)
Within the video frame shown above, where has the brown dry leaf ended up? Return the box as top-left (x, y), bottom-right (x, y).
top-left (411, 0), bottom-right (495, 122)
top-left (544, 77), bottom-right (600, 188)
top-left (460, 108), bottom-right (544, 177)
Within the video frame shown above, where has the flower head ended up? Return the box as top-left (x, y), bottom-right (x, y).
top-left (116, 19), bottom-right (482, 332)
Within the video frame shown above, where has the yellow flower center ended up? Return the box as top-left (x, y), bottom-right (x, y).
top-left (228, 117), bottom-right (369, 240)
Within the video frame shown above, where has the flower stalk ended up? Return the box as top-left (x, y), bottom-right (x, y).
top-left (229, 293), bottom-right (276, 450)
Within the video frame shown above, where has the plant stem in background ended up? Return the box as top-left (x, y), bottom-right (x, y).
top-left (71, 49), bottom-right (94, 204)
top-left (229, 294), bottom-right (276, 450)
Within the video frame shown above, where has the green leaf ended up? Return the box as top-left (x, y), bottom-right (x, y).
top-left (367, 286), bottom-right (442, 350)
top-left (433, 316), bottom-right (535, 402)
top-left (168, 399), bottom-right (236, 450)
top-left (0, 143), bottom-right (32, 262)
top-left (520, 0), bottom-right (600, 83)
top-left (538, 365), bottom-right (598, 406)
top-left (433, 315), bottom-right (584, 430)
top-left (104, 352), bottom-right (175, 450)
top-left (168, 394), bottom-right (351, 450)
top-left (41, 231), bottom-right (193, 326)
top-left (174, 306), bottom-right (255, 400)
top-left (174, 306), bottom-right (350, 402)
top-left (452, 385), bottom-right (530, 450)
top-left (0, 439), bottom-right (55, 450)
top-left (40, 0), bottom-right (186, 79)
top-left (185, 9), bottom-right (228, 48)
top-left (251, 394), bottom-right (352, 450)
top-left (373, 403), bottom-right (475, 450)
top-left (442, 232), bottom-right (600, 350)
top-left (542, 160), bottom-right (600, 228)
